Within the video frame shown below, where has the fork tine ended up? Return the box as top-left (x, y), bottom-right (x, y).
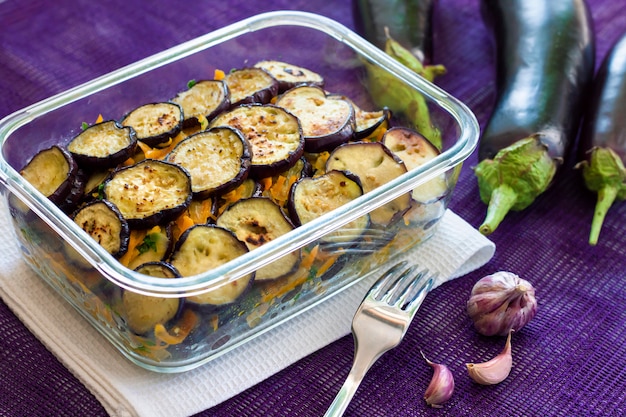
top-left (378, 265), bottom-right (419, 304)
top-left (402, 270), bottom-right (437, 316)
top-left (367, 261), bottom-right (408, 300)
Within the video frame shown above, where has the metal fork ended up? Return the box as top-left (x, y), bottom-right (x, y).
top-left (323, 262), bottom-right (437, 417)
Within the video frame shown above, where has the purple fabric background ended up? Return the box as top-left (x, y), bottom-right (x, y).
top-left (1, 0), bottom-right (625, 416)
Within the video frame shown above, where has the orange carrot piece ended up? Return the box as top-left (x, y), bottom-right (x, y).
top-left (214, 69), bottom-right (225, 80)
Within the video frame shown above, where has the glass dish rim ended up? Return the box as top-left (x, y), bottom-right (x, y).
top-left (0, 10), bottom-right (479, 298)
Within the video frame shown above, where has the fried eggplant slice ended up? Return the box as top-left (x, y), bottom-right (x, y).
top-left (122, 262), bottom-right (181, 335)
top-left (275, 85), bottom-right (355, 152)
top-left (169, 224), bottom-right (254, 305)
top-left (59, 168), bottom-right (88, 213)
top-left (19, 145), bottom-right (78, 206)
top-left (120, 102), bottom-right (183, 147)
top-left (210, 104), bottom-right (304, 178)
top-left (71, 199), bottom-right (130, 258)
top-left (127, 224), bottom-right (174, 270)
top-left (216, 197), bottom-right (301, 281)
top-left (346, 98), bottom-right (391, 140)
top-left (171, 80), bottom-right (230, 128)
top-left (103, 159), bottom-right (192, 228)
top-left (67, 120), bottom-right (137, 168)
top-left (289, 170), bottom-right (370, 245)
top-left (166, 127), bottom-right (251, 199)
top-left (326, 141), bottom-right (411, 226)
top-left (223, 67), bottom-right (279, 106)
top-left (253, 60), bottom-right (324, 92)
top-left (382, 127), bottom-right (448, 203)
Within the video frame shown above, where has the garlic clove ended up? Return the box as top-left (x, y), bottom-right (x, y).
top-left (466, 330), bottom-right (513, 385)
top-left (421, 351), bottom-right (455, 408)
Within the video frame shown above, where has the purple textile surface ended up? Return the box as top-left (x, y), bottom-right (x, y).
top-left (1, 0), bottom-right (625, 416)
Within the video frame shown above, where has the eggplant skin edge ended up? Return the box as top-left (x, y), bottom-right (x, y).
top-left (478, 0), bottom-right (596, 162)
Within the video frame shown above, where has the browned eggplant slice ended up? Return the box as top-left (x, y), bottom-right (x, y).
top-left (103, 159), bottom-right (192, 228)
top-left (59, 168), bottom-right (88, 213)
top-left (289, 170), bottom-right (370, 245)
top-left (275, 85), bottom-right (355, 152)
top-left (122, 262), bottom-right (181, 335)
top-left (216, 197), bottom-right (301, 281)
top-left (382, 127), bottom-right (448, 203)
top-left (67, 120), bottom-right (137, 168)
top-left (223, 67), bottom-right (279, 106)
top-left (71, 199), bottom-right (130, 258)
top-left (166, 127), bottom-right (251, 199)
top-left (253, 60), bottom-right (324, 92)
top-left (127, 224), bottom-right (174, 270)
top-left (344, 98), bottom-right (391, 140)
top-left (120, 102), bottom-right (183, 147)
top-left (171, 80), bottom-right (230, 128)
top-left (210, 104), bottom-right (304, 178)
top-left (19, 145), bottom-right (78, 206)
top-left (326, 141), bottom-right (411, 226)
top-left (169, 224), bottom-right (254, 305)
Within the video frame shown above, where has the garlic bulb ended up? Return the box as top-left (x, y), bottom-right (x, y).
top-left (421, 351), bottom-right (455, 408)
top-left (467, 271), bottom-right (537, 336)
top-left (467, 330), bottom-right (513, 385)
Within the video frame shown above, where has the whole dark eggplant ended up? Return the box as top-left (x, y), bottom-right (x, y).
top-left (352, 0), bottom-right (436, 64)
top-left (474, 0), bottom-right (596, 235)
top-left (576, 32), bottom-right (626, 246)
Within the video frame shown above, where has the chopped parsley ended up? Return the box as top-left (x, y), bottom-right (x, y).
top-left (137, 233), bottom-right (159, 254)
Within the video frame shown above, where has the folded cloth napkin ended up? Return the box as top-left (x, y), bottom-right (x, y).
top-left (0, 204), bottom-right (494, 417)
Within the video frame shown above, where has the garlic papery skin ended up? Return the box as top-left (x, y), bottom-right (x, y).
top-left (421, 351), bottom-right (455, 408)
top-left (467, 271), bottom-right (538, 336)
top-left (466, 330), bottom-right (513, 385)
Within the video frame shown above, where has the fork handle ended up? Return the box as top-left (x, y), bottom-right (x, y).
top-left (323, 349), bottom-right (385, 417)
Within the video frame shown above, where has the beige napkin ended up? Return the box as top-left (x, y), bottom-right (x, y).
top-left (0, 202), bottom-right (494, 417)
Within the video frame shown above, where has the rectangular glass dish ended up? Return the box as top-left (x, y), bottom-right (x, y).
top-left (0, 11), bottom-right (478, 372)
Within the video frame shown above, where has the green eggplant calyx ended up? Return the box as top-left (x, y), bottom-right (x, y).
top-left (363, 33), bottom-right (445, 150)
top-left (577, 147), bottom-right (626, 245)
top-left (383, 30), bottom-right (447, 83)
top-left (577, 147), bottom-right (626, 192)
top-left (474, 135), bottom-right (558, 235)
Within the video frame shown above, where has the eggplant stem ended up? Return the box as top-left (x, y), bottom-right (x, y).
top-left (479, 184), bottom-right (518, 235)
top-left (589, 185), bottom-right (618, 246)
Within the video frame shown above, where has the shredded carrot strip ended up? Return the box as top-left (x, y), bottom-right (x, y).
top-left (300, 245), bottom-right (320, 270)
top-left (209, 314), bottom-right (219, 332)
top-left (260, 177), bottom-right (273, 191)
top-left (95, 114), bottom-right (104, 124)
top-left (154, 309), bottom-right (199, 345)
top-left (174, 214), bottom-right (195, 241)
top-left (316, 255), bottom-right (338, 277)
top-left (122, 157), bottom-right (135, 166)
top-left (118, 229), bottom-right (148, 267)
top-left (260, 267), bottom-right (309, 303)
top-left (214, 69), bottom-right (225, 80)
top-left (137, 132), bottom-right (186, 160)
top-left (270, 175), bottom-right (287, 202)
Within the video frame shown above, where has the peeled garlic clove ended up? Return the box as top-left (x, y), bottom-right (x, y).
top-left (421, 351), bottom-right (455, 408)
top-left (467, 271), bottom-right (538, 336)
top-left (466, 330), bottom-right (513, 385)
